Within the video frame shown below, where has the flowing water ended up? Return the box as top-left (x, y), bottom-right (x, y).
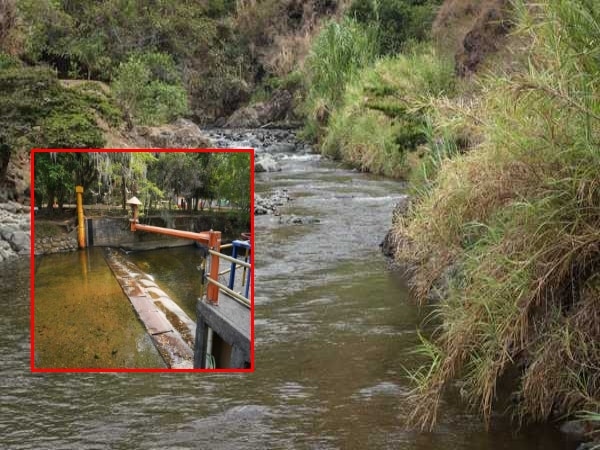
top-left (2, 132), bottom-right (575, 449)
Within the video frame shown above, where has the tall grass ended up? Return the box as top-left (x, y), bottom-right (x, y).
top-left (302, 18), bottom-right (377, 141)
top-left (321, 44), bottom-right (455, 176)
top-left (397, 0), bottom-right (600, 429)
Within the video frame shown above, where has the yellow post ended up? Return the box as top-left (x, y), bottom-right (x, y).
top-left (76, 185), bottom-right (86, 248)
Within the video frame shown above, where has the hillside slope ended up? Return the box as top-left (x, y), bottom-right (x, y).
top-left (390, 0), bottom-right (600, 432)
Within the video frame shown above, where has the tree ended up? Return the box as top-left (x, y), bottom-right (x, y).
top-left (213, 152), bottom-right (251, 214)
top-left (112, 51), bottom-right (188, 125)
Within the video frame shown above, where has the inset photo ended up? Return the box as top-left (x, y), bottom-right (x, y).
top-left (31, 149), bottom-right (253, 372)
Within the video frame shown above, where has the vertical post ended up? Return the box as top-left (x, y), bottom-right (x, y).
top-left (245, 264), bottom-right (251, 299)
top-left (228, 243), bottom-right (238, 289)
top-left (207, 230), bottom-right (221, 304)
top-left (130, 203), bottom-right (139, 231)
top-left (76, 186), bottom-right (86, 249)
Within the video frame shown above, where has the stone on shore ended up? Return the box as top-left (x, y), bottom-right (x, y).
top-left (0, 201), bottom-right (30, 261)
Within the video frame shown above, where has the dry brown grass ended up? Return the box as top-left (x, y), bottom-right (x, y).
top-left (432, 0), bottom-right (512, 75)
top-left (0, 0), bottom-right (21, 55)
top-left (234, 0), bottom-right (344, 77)
top-left (397, 0), bottom-right (600, 430)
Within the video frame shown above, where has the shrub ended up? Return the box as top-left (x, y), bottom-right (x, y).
top-left (112, 52), bottom-right (188, 125)
top-left (321, 44), bottom-right (455, 176)
top-left (40, 112), bottom-right (105, 148)
top-left (348, 0), bottom-right (442, 54)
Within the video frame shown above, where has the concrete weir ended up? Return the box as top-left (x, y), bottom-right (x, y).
top-left (104, 248), bottom-right (195, 368)
top-left (194, 291), bottom-right (251, 369)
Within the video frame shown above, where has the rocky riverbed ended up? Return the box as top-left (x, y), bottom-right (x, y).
top-left (0, 201), bottom-right (31, 262)
top-left (205, 128), bottom-right (316, 174)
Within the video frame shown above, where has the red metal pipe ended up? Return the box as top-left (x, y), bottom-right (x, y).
top-left (207, 231), bottom-right (222, 304)
top-left (132, 223), bottom-right (211, 243)
top-left (131, 221), bottom-right (221, 303)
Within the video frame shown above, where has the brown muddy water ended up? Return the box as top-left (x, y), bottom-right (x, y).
top-left (2, 136), bottom-right (578, 449)
top-left (34, 248), bottom-right (165, 368)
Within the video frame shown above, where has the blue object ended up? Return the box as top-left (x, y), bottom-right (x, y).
top-left (228, 239), bottom-right (251, 298)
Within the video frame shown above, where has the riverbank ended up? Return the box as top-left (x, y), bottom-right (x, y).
top-left (381, 0), bottom-right (600, 439)
top-left (0, 201), bottom-right (30, 262)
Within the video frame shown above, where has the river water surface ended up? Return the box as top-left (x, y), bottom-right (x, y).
top-left (2, 134), bottom-right (573, 449)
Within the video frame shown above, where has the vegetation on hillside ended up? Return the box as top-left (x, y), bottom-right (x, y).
top-left (112, 52), bottom-right (188, 126)
top-left (301, 0), bottom-right (445, 174)
top-left (348, 0), bottom-right (441, 55)
top-left (0, 59), bottom-right (122, 188)
top-left (321, 45), bottom-right (454, 177)
top-left (392, 0), bottom-right (600, 429)
top-left (34, 151), bottom-right (251, 216)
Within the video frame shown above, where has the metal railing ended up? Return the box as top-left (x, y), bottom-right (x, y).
top-left (205, 239), bottom-right (251, 308)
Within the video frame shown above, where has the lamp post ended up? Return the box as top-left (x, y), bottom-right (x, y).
top-left (126, 196), bottom-right (142, 231)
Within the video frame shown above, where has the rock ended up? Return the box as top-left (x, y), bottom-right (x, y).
top-left (255, 154), bottom-right (281, 173)
top-left (226, 107), bottom-right (260, 128)
top-left (391, 195), bottom-right (410, 224)
top-left (280, 215), bottom-right (320, 225)
top-left (0, 240), bottom-right (13, 262)
top-left (267, 142), bottom-right (297, 153)
top-left (560, 420), bottom-right (594, 440)
top-left (138, 118), bottom-right (212, 148)
top-left (8, 231), bottom-right (30, 253)
top-left (254, 190), bottom-right (292, 215)
top-left (0, 202), bottom-right (17, 213)
top-left (381, 196), bottom-right (411, 258)
top-left (455, 1), bottom-right (512, 77)
top-left (225, 89), bottom-right (293, 128)
top-left (380, 229), bottom-right (398, 257)
top-left (577, 441), bottom-right (600, 450)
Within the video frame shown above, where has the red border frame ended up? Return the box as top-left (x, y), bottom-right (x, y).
top-left (30, 148), bottom-right (255, 373)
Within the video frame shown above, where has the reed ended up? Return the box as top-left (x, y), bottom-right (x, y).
top-left (397, 0), bottom-right (600, 429)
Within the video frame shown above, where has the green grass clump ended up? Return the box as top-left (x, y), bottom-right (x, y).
top-left (112, 52), bottom-right (188, 126)
top-left (302, 18), bottom-right (378, 141)
top-left (396, 0), bottom-right (600, 430)
top-left (321, 45), bottom-right (455, 177)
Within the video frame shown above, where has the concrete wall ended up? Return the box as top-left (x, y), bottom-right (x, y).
top-left (87, 213), bottom-right (248, 250)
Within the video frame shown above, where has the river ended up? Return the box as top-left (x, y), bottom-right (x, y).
top-left (2, 131), bottom-right (572, 449)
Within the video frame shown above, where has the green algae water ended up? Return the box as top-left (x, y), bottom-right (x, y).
top-left (2, 135), bottom-right (576, 449)
top-left (34, 248), bottom-right (165, 368)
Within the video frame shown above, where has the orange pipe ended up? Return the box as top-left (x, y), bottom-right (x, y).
top-left (131, 222), bottom-right (221, 303)
top-left (132, 223), bottom-right (211, 243)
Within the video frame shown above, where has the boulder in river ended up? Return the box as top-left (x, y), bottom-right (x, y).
top-left (279, 215), bottom-right (320, 225)
top-left (380, 195), bottom-right (410, 258)
top-left (255, 154), bottom-right (281, 173)
top-left (254, 189), bottom-right (291, 215)
top-left (225, 89), bottom-right (293, 128)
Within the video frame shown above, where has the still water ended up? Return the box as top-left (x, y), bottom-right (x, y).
top-left (34, 248), bottom-right (165, 368)
top-left (2, 143), bottom-right (573, 449)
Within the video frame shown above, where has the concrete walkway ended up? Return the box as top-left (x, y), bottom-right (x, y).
top-left (104, 248), bottom-right (195, 368)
